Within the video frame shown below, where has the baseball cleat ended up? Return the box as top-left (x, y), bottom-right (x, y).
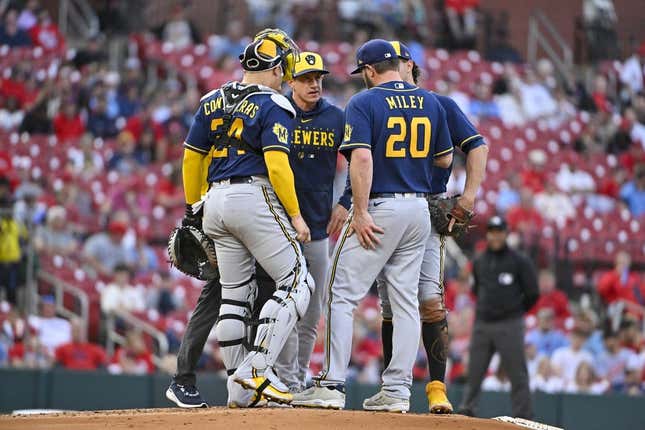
top-left (362, 390), bottom-right (409, 413)
top-left (426, 380), bottom-right (453, 414)
top-left (166, 382), bottom-right (208, 408)
top-left (233, 367), bottom-right (293, 404)
top-left (226, 375), bottom-right (257, 408)
top-left (291, 384), bottom-right (345, 409)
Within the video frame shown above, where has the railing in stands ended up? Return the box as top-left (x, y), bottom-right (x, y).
top-left (105, 310), bottom-right (169, 368)
top-left (58, 0), bottom-right (99, 43)
top-left (36, 271), bottom-right (90, 340)
top-left (528, 9), bottom-right (573, 77)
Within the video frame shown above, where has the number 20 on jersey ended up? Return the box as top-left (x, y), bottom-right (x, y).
top-left (385, 116), bottom-right (431, 158)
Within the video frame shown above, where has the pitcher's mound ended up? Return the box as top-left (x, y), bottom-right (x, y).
top-left (0, 407), bottom-right (525, 430)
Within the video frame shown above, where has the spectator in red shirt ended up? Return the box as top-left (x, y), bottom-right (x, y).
top-left (55, 318), bottom-right (107, 370)
top-left (9, 335), bottom-right (52, 369)
top-left (506, 188), bottom-right (544, 235)
top-left (28, 9), bottom-right (65, 52)
top-left (108, 329), bottom-right (154, 375)
top-left (591, 74), bottom-right (612, 114)
top-left (53, 103), bottom-right (85, 142)
top-left (124, 104), bottom-right (165, 142)
top-left (598, 252), bottom-right (645, 319)
top-left (521, 149), bottom-right (548, 193)
top-left (0, 71), bottom-right (29, 108)
top-left (530, 269), bottom-right (570, 323)
top-left (597, 168), bottom-right (625, 199)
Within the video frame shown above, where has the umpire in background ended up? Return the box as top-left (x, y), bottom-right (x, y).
top-left (458, 215), bottom-right (538, 419)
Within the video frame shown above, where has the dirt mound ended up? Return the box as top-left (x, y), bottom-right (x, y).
top-left (0, 407), bottom-right (524, 430)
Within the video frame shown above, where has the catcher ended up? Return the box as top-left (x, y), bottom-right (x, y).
top-left (376, 41), bottom-right (488, 413)
top-left (167, 28), bottom-right (313, 408)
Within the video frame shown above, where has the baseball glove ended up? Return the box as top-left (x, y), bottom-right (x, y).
top-left (168, 225), bottom-right (219, 280)
top-left (427, 195), bottom-right (475, 237)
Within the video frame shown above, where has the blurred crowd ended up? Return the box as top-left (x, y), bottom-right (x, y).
top-left (0, 0), bottom-right (643, 394)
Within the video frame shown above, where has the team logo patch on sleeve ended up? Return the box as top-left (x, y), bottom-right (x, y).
top-left (343, 124), bottom-right (353, 143)
top-left (272, 122), bottom-right (289, 144)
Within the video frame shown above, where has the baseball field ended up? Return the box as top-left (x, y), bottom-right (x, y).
top-left (0, 408), bottom-right (524, 430)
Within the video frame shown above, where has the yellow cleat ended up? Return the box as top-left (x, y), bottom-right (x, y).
top-left (426, 380), bottom-right (453, 414)
top-left (234, 375), bottom-right (293, 405)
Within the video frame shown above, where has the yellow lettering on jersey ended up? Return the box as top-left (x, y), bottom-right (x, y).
top-left (203, 97), bottom-right (223, 116)
top-left (384, 95), bottom-right (426, 110)
top-left (237, 100), bottom-right (248, 114)
top-left (293, 129), bottom-right (301, 145)
top-left (231, 101), bottom-right (259, 119)
top-left (328, 131), bottom-right (335, 147)
top-left (302, 130), bottom-right (312, 145)
top-left (397, 95), bottom-right (410, 109)
top-left (313, 131), bottom-right (320, 146)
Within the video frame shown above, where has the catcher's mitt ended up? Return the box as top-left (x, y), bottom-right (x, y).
top-left (168, 225), bottom-right (219, 280)
top-left (427, 195), bottom-right (474, 237)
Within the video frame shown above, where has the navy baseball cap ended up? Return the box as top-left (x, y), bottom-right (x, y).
top-left (487, 216), bottom-right (508, 231)
top-left (350, 39), bottom-right (398, 75)
top-left (390, 40), bottom-right (412, 62)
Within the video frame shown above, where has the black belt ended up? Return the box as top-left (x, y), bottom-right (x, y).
top-left (228, 176), bottom-right (254, 184)
top-left (369, 192), bottom-right (428, 199)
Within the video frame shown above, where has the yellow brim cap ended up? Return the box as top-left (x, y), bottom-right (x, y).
top-left (292, 51), bottom-right (329, 77)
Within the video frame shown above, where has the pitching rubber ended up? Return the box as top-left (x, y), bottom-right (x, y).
top-left (492, 416), bottom-right (564, 430)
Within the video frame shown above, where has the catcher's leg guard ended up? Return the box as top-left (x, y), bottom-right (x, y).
top-left (251, 272), bottom-right (313, 370)
top-left (215, 277), bottom-right (257, 372)
top-left (234, 271), bottom-right (313, 404)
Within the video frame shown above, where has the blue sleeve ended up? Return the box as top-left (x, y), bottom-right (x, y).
top-left (438, 94), bottom-right (485, 153)
top-left (184, 105), bottom-right (211, 154)
top-left (339, 96), bottom-right (372, 154)
top-left (261, 105), bottom-right (292, 154)
top-left (338, 172), bottom-right (352, 210)
top-left (432, 103), bottom-right (454, 158)
top-left (334, 108), bottom-right (345, 150)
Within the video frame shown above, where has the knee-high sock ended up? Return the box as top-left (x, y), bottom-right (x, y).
top-left (422, 319), bottom-right (449, 383)
top-left (381, 319), bottom-right (393, 369)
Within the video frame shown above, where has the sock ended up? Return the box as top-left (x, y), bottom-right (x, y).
top-left (422, 319), bottom-right (449, 383)
top-left (381, 319), bottom-right (393, 369)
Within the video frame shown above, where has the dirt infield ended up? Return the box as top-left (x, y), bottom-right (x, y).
top-left (0, 407), bottom-right (524, 430)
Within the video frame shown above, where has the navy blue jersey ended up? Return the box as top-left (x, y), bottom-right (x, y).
top-left (184, 83), bottom-right (295, 183)
top-left (340, 81), bottom-right (453, 194)
top-left (288, 96), bottom-right (344, 241)
top-left (431, 94), bottom-right (486, 194)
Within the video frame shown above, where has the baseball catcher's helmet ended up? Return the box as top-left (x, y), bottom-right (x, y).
top-left (239, 28), bottom-right (299, 82)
